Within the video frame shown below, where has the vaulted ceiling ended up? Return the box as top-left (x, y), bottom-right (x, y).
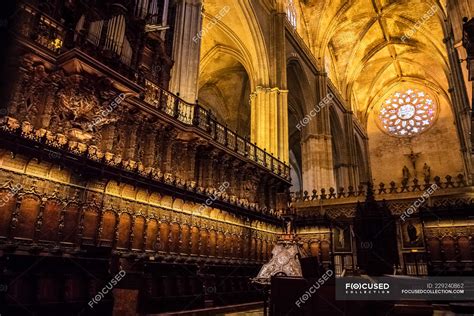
top-left (296, 0), bottom-right (449, 122)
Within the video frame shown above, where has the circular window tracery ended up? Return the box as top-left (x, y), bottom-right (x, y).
top-left (378, 89), bottom-right (437, 137)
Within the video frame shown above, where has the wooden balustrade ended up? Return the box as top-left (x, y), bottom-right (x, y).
top-left (143, 79), bottom-right (291, 180)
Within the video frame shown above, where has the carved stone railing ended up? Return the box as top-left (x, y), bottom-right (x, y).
top-left (291, 174), bottom-right (470, 202)
top-left (144, 80), bottom-right (291, 180)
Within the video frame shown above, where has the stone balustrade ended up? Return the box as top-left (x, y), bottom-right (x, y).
top-left (291, 174), bottom-right (469, 202)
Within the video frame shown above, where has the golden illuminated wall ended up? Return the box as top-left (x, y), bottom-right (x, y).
top-left (198, 0), bottom-right (289, 162)
top-left (289, 0), bottom-right (471, 186)
top-left (193, 0), bottom-right (471, 189)
top-left (367, 84), bottom-right (464, 184)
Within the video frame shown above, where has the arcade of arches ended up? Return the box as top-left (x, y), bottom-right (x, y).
top-left (195, 0), bottom-right (472, 190)
top-left (0, 0), bottom-right (473, 315)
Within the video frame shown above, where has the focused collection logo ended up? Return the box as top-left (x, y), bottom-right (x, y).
top-left (345, 282), bottom-right (390, 294)
top-left (337, 277), bottom-right (473, 301)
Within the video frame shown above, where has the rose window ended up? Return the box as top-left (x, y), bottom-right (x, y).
top-left (378, 89), bottom-right (437, 137)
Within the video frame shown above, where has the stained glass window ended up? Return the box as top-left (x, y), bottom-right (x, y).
top-left (287, 0), bottom-right (297, 29)
top-left (378, 89), bottom-right (437, 137)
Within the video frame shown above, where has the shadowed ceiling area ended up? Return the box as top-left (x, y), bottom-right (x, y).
top-left (296, 0), bottom-right (449, 123)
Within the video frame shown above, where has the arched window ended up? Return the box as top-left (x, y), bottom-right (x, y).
top-left (378, 89), bottom-right (437, 137)
top-left (287, 0), bottom-right (297, 29)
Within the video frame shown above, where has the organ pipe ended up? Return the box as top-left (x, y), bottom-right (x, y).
top-left (73, 0), bottom-right (171, 67)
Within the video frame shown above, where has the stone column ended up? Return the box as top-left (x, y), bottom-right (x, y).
top-left (302, 135), bottom-right (336, 191)
top-left (461, 17), bottom-right (474, 184)
top-left (273, 7), bottom-right (289, 163)
top-left (445, 16), bottom-right (473, 182)
top-left (278, 89), bottom-right (289, 163)
top-left (169, 0), bottom-right (203, 103)
top-left (344, 111), bottom-right (359, 187)
top-left (248, 6), bottom-right (289, 163)
top-left (301, 72), bottom-right (336, 191)
top-left (362, 134), bottom-right (372, 183)
top-left (250, 87), bottom-right (288, 162)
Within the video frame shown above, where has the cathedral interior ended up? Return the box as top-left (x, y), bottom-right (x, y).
top-left (0, 0), bottom-right (473, 315)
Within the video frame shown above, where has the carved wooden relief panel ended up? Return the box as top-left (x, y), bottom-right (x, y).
top-left (200, 229), bottom-right (208, 256)
top-left (217, 231), bottom-right (225, 257)
top-left (159, 222), bottom-right (170, 252)
top-left (441, 237), bottom-right (456, 260)
top-left (117, 213), bottom-right (132, 249)
top-left (15, 194), bottom-right (41, 240)
top-left (321, 241), bottom-right (331, 261)
top-left (0, 166), bottom-right (277, 264)
top-left (170, 222), bottom-right (180, 253)
top-left (99, 210), bottom-right (117, 247)
top-left (180, 224), bottom-right (190, 254)
top-left (209, 230), bottom-right (217, 257)
top-left (81, 205), bottom-right (100, 245)
top-left (145, 219), bottom-right (158, 251)
top-left (427, 238), bottom-right (442, 261)
top-left (310, 241), bottom-right (320, 258)
top-left (0, 189), bottom-right (16, 237)
top-left (191, 226), bottom-right (200, 255)
top-left (250, 237), bottom-right (256, 261)
top-left (256, 238), bottom-right (262, 261)
top-left (39, 198), bottom-right (62, 242)
top-left (132, 216), bottom-right (146, 250)
top-left (61, 202), bottom-right (80, 243)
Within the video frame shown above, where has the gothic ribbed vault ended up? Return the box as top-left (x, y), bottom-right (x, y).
top-left (296, 0), bottom-right (449, 123)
